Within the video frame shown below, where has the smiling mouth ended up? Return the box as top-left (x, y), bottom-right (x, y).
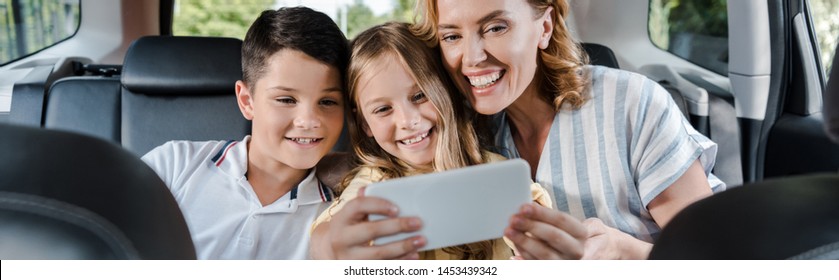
top-left (286, 137), bottom-right (323, 144)
top-left (466, 71), bottom-right (504, 89)
top-left (398, 128), bottom-right (432, 145)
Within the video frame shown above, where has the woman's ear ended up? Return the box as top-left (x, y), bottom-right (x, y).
top-left (538, 6), bottom-right (554, 50)
top-left (235, 80), bottom-right (255, 120)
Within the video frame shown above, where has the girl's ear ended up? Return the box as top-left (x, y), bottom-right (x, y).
top-left (354, 108), bottom-right (375, 137)
top-left (538, 6), bottom-right (554, 50)
top-left (235, 80), bottom-right (255, 120)
top-left (362, 120), bottom-right (373, 137)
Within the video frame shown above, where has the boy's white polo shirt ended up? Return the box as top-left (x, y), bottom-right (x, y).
top-left (141, 136), bottom-right (333, 259)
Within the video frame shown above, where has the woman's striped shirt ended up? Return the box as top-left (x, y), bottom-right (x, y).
top-left (494, 65), bottom-right (726, 242)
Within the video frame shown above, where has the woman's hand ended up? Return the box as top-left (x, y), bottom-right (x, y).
top-left (504, 203), bottom-right (587, 259)
top-left (315, 195), bottom-right (427, 259)
top-left (504, 204), bottom-right (652, 259)
top-left (580, 218), bottom-right (652, 260)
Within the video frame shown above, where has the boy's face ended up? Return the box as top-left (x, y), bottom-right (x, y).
top-left (236, 49), bottom-right (344, 170)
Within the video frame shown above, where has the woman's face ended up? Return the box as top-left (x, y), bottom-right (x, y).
top-left (436, 0), bottom-right (553, 115)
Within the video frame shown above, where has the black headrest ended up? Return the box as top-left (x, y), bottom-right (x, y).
top-left (0, 123), bottom-right (196, 259)
top-left (649, 174), bottom-right (839, 259)
top-left (582, 43), bottom-right (620, 69)
top-left (0, 192), bottom-right (140, 259)
top-left (121, 36), bottom-right (242, 95)
top-left (824, 42), bottom-right (839, 143)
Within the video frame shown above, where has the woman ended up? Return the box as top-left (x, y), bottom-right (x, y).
top-left (413, 0), bottom-right (725, 259)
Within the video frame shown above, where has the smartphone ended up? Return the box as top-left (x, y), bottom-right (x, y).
top-left (365, 159), bottom-right (532, 251)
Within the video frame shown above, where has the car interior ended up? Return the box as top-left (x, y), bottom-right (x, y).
top-left (0, 0), bottom-right (837, 259)
top-left (650, 45), bottom-right (839, 258)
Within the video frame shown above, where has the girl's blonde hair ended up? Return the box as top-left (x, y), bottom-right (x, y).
top-left (412, 0), bottom-right (590, 111)
top-left (343, 22), bottom-right (493, 259)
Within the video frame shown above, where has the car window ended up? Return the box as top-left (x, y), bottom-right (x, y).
top-left (810, 0), bottom-right (838, 79)
top-left (172, 0), bottom-right (416, 40)
top-left (0, 0), bottom-right (81, 66)
top-left (648, 0), bottom-right (728, 76)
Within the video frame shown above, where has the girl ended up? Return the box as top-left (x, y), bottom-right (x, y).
top-left (309, 22), bottom-right (551, 260)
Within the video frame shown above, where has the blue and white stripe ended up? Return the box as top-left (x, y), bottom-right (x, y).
top-left (494, 65), bottom-right (725, 242)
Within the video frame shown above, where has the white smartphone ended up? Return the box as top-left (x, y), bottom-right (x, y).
top-left (365, 159), bottom-right (532, 251)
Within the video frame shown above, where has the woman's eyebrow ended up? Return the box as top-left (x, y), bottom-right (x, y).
top-left (438, 10), bottom-right (506, 30)
top-left (476, 10), bottom-right (507, 26)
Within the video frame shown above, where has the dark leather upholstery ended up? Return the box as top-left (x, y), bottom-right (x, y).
top-left (45, 77), bottom-right (122, 142)
top-left (0, 123), bottom-right (196, 259)
top-left (8, 65), bottom-right (53, 127)
top-left (582, 43), bottom-right (620, 69)
top-left (122, 36), bottom-right (244, 96)
top-left (649, 174), bottom-right (839, 259)
top-left (0, 192), bottom-right (140, 259)
top-left (120, 36), bottom-right (250, 156)
top-left (44, 37), bottom-right (252, 155)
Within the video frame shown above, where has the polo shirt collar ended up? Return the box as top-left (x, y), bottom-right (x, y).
top-left (213, 136), bottom-right (333, 207)
top-left (212, 136), bottom-right (249, 179)
top-left (287, 169), bottom-right (333, 206)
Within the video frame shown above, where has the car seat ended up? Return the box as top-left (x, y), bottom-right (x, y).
top-left (0, 123), bottom-right (196, 259)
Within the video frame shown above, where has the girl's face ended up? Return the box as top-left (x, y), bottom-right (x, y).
top-left (356, 55), bottom-right (439, 167)
top-left (435, 0), bottom-right (553, 115)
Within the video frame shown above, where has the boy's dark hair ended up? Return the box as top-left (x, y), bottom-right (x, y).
top-left (242, 7), bottom-right (349, 88)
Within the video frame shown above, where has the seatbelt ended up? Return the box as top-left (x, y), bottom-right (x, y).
top-left (708, 95), bottom-right (744, 186)
top-left (658, 80), bottom-right (690, 118)
top-left (642, 64), bottom-right (742, 186)
top-left (659, 80), bottom-right (743, 186)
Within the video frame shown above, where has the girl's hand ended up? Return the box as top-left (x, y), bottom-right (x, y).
top-left (504, 203), bottom-right (587, 259)
top-left (324, 196), bottom-right (426, 259)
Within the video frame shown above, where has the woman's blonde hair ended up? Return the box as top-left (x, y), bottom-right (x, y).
top-left (412, 0), bottom-right (589, 111)
top-left (343, 22), bottom-right (493, 259)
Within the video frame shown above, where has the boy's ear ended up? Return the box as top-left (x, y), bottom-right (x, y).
top-left (538, 6), bottom-right (554, 50)
top-left (235, 80), bottom-right (255, 120)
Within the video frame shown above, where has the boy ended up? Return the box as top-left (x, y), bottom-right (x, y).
top-left (141, 7), bottom-right (349, 259)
